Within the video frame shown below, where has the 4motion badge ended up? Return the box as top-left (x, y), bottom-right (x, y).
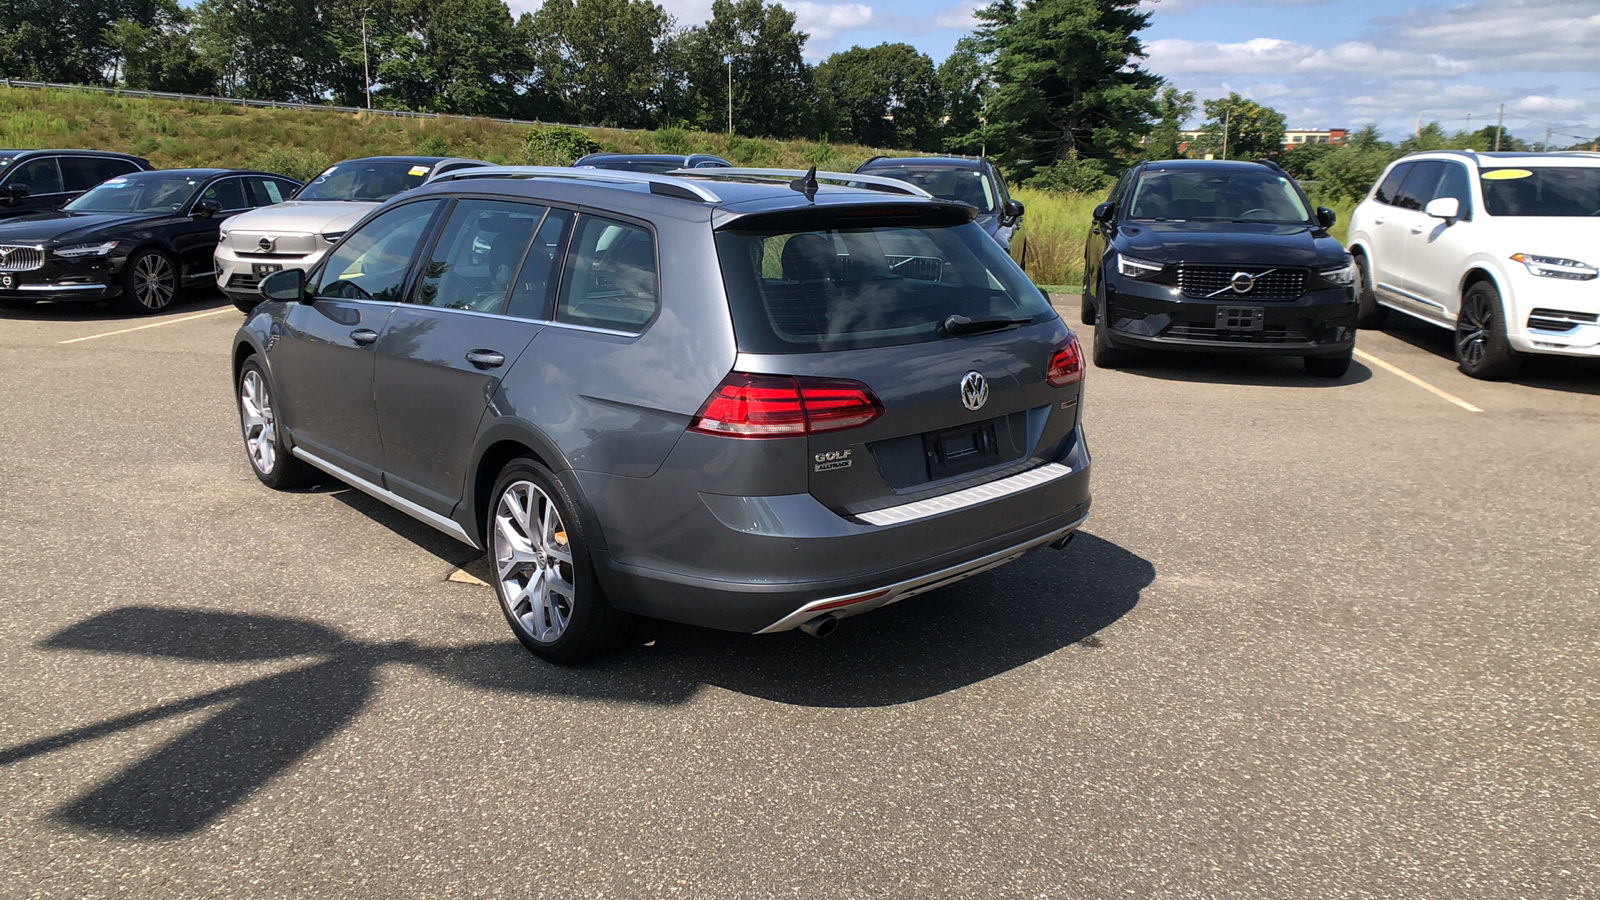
top-left (814, 449), bottom-right (852, 472)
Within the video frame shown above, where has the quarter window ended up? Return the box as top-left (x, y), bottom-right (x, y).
top-left (555, 216), bottom-right (658, 332)
top-left (412, 199), bottom-right (545, 313)
top-left (315, 200), bottom-right (442, 303)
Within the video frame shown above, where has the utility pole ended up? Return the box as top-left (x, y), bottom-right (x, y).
top-left (1544, 126), bottom-right (1552, 150)
top-left (1416, 111), bottom-right (1423, 138)
top-left (1221, 108), bottom-right (1230, 160)
top-left (726, 55), bottom-right (733, 134)
top-left (362, 14), bottom-right (371, 109)
top-left (1494, 103), bottom-right (1504, 151)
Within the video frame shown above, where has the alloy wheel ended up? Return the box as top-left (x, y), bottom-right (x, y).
top-left (239, 369), bottom-right (276, 474)
top-left (1456, 291), bottom-right (1492, 367)
top-left (132, 253), bottom-right (177, 310)
top-left (494, 480), bottom-right (576, 643)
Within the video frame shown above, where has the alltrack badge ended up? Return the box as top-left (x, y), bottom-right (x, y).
top-left (814, 449), bottom-right (852, 472)
top-left (960, 371), bottom-right (989, 411)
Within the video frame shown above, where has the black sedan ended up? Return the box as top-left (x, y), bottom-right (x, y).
top-left (0, 168), bottom-right (301, 314)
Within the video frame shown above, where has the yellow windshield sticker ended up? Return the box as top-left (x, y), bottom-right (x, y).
top-left (408, 165), bottom-right (430, 176)
top-left (1481, 169), bottom-right (1532, 180)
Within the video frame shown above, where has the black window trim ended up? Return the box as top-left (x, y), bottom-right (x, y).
top-left (402, 194), bottom-right (557, 318)
top-left (2, 155), bottom-right (69, 196)
top-left (547, 207), bottom-right (662, 337)
top-left (309, 196), bottom-right (450, 304)
top-left (1374, 161), bottom-right (1414, 207)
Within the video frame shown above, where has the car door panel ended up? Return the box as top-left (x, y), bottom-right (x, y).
top-left (1401, 162), bottom-right (1474, 318)
top-left (273, 300), bottom-right (394, 483)
top-left (1366, 162), bottom-right (1415, 295)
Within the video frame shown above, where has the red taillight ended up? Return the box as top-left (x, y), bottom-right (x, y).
top-left (690, 373), bottom-right (883, 438)
top-left (1046, 334), bottom-right (1085, 387)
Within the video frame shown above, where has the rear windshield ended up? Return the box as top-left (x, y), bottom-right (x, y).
top-left (1480, 167), bottom-right (1600, 217)
top-left (296, 160), bottom-right (432, 202)
top-left (714, 218), bottom-right (1053, 353)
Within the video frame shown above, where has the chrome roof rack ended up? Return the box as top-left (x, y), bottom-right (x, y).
top-left (430, 165), bottom-right (724, 203)
top-left (670, 167), bottom-right (934, 199)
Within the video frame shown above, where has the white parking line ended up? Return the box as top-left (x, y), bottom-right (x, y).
top-left (1354, 348), bottom-right (1483, 413)
top-left (58, 308), bottom-right (235, 345)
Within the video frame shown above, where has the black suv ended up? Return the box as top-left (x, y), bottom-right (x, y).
top-left (0, 149), bottom-right (153, 220)
top-left (855, 156), bottom-right (1024, 251)
top-left (1081, 159), bottom-right (1358, 377)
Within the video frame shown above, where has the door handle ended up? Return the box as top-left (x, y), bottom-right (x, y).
top-left (466, 349), bottom-right (505, 369)
top-left (1410, 226), bottom-right (1424, 234)
top-left (350, 328), bottom-right (378, 345)
top-left (1373, 218), bottom-right (1385, 225)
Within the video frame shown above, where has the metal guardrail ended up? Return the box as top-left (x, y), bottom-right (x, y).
top-left (0, 77), bottom-right (602, 132)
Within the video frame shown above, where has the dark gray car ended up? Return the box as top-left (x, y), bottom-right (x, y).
top-left (232, 166), bottom-right (1091, 663)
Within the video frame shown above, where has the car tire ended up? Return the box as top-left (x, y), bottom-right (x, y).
top-left (117, 249), bottom-right (180, 314)
top-left (1080, 273), bottom-right (1096, 325)
top-left (1304, 350), bottom-right (1353, 378)
top-left (488, 458), bottom-right (634, 665)
top-left (0, 297), bottom-right (37, 310)
top-left (1091, 316), bottom-right (1130, 369)
top-left (1354, 255), bottom-right (1387, 328)
top-left (1455, 281), bottom-right (1522, 380)
top-left (237, 357), bottom-right (313, 489)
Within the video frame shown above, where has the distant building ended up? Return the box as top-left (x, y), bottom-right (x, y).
top-left (1284, 129), bottom-right (1347, 148)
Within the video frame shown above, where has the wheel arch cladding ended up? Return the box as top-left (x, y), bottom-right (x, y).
top-left (1460, 266), bottom-right (1503, 301)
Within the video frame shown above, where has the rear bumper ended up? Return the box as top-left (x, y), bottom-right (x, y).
top-left (579, 428), bottom-right (1093, 633)
top-left (1105, 279), bottom-right (1357, 356)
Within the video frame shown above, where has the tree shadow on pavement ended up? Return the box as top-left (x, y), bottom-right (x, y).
top-left (0, 533), bottom-right (1149, 837)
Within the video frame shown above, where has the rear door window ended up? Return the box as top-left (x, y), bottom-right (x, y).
top-left (245, 176), bottom-right (293, 207)
top-left (714, 215), bottom-right (1053, 353)
top-left (315, 200), bottom-right (442, 303)
top-left (411, 198), bottom-right (545, 313)
top-left (201, 177), bottom-right (249, 212)
top-left (554, 215), bottom-right (658, 332)
top-left (506, 209), bottom-right (572, 320)
top-left (60, 157), bottom-right (131, 192)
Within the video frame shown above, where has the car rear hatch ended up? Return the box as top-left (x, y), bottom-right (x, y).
top-left (709, 203), bottom-right (1083, 520)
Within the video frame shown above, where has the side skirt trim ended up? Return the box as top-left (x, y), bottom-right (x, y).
top-left (291, 447), bottom-right (481, 549)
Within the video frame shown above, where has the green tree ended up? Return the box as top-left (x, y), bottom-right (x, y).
top-left (192, 0), bottom-right (348, 101)
top-left (1143, 85), bottom-right (1194, 161)
top-left (1278, 140), bottom-right (1336, 180)
top-left (374, 0), bottom-right (532, 116)
top-left (1397, 121), bottom-right (1450, 154)
top-left (814, 43), bottom-right (941, 149)
top-left (1308, 127), bottom-right (1398, 202)
top-left (528, 0), bottom-right (675, 128)
top-left (670, 0), bottom-right (812, 137)
top-left (1193, 93), bottom-right (1284, 160)
top-left (937, 37), bottom-right (986, 153)
top-left (104, 1), bottom-right (216, 93)
top-left (965, 0), bottom-right (1159, 180)
top-left (1, 0), bottom-right (179, 85)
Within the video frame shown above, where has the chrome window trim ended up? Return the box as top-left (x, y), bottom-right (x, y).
top-left (855, 462), bottom-right (1074, 527)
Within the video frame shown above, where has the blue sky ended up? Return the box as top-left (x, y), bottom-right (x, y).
top-left (506, 0), bottom-right (1596, 144)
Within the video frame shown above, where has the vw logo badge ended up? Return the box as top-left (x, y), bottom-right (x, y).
top-left (960, 371), bottom-right (989, 411)
top-left (1230, 271), bottom-right (1257, 294)
top-left (258, 236), bottom-right (276, 252)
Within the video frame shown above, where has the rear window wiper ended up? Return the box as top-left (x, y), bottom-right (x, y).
top-left (942, 314), bottom-right (1032, 336)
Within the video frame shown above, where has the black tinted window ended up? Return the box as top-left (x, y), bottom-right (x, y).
top-left (555, 216), bottom-right (658, 332)
top-left (1432, 163), bottom-right (1473, 217)
top-left (1392, 161), bottom-right (1441, 211)
top-left (315, 200), bottom-right (441, 302)
top-left (714, 218), bottom-right (1053, 353)
top-left (507, 209), bottom-right (572, 320)
top-left (9, 157), bottom-right (63, 194)
top-left (60, 157), bottom-right (132, 192)
top-left (412, 199), bottom-right (544, 313)
top-left (1480, 167), bottom-right (1600, 217)
top-left (201, 177), bottom-right (248, 211)
top-left (1374, 163), bottom-right (1411, 205)
top-left (245, 176), bottom-right (293, 207)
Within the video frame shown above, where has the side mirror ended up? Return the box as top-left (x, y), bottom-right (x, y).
top-left (1424, 197), bottom-right (1459, 220)
top-left (259, 268), bottom-right (308, 303)
top-left (193, 198), bottom-right (222, 218)
top-left (1002, 198), bottom-right (1025, 221)
top-left (4, 183), bottom-right (31, 206)
top-left (1093, 201), bottom-right (1115, 222)
top-left (1316, 206), bottom-right (1337, 228)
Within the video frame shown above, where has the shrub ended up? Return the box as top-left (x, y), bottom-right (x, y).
top-left (652, 125), bottom-right (690, 155)
top-left (524, 126), bottom-right (602, 166)
top-left (245, 146), bottom-right (333, 183)
top-left (1025, 156), bottom-right (1112, 195)
top-left (415, 135), bottom-right (452, 157)
top-left (801, 135), bottom-right (835, 167)
top-left (726, 135), bottom-right (780, 167)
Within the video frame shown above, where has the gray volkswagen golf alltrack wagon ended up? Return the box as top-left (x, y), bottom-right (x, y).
top-left (233, 165), bottom-right (1092, 663)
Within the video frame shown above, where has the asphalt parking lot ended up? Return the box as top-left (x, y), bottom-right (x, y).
top-left (2, 292), bottom-right (1596, 899)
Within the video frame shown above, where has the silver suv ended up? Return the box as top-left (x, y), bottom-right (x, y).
top-left (216, 156), bottom-right (487, 312)
top-left (232, 166), bottom-right (1092, 663)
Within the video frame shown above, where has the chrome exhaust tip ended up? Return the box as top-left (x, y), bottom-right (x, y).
top-left (1049, 531), bottom-right (1077, 551)
top-left (798, 614), bottom-right (839, 638)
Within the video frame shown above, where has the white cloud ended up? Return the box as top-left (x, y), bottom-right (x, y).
top-left (931, 1), bottom-right (983, 29)
top-left (779, 1), bottom-right (875, 40)
top-left (1376, 0), bottom-right (1600, 73)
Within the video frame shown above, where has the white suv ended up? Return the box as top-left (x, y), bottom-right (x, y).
top-left (1347, 150), bottom-right (1600, 378)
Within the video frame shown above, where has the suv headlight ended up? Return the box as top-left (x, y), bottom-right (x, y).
top-left (1510, 253), bottom-right (1597, 281)
top-left (1320, 259), bottom-right (1357, 286)
top-left (1116, 253), bottom-right (1165, 279)
top-left (53, 241), bottom-right (119, 258)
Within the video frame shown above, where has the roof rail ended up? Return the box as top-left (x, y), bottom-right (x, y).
top-left (669, 167), bottom-right (934, 198)
top-left (429, 165), bottom-right (723, 202)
